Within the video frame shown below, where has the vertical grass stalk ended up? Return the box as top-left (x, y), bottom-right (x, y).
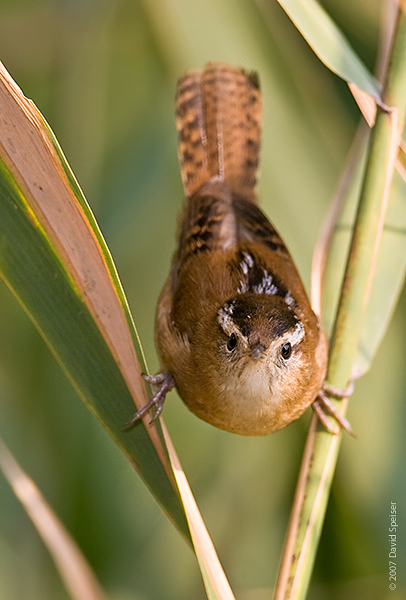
top-left (274, 3), bottom-right (406, 599)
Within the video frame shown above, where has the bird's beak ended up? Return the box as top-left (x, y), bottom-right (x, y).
top-left (250, 343), bottom-right (265, 360)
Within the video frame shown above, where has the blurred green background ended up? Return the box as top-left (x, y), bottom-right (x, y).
top-left (0, 1), bottom-right (405, 599)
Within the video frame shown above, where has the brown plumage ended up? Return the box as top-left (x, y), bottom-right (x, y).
top-left (176, 63), bottom-right (261, 203)
top-left (133, 63), bottom-right (328, 435)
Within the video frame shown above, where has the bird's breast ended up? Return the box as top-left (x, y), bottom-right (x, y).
top-left (207, 358), bottom-right (286, 435)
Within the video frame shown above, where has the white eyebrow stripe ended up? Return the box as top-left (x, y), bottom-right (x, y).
top-left (217, 301), bottom-right (236, 334)
top-left (288, 321), bottom-right (305, 345)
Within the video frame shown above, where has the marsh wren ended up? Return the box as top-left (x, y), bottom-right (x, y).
top-left (128, 62), bottom-right (336, 436)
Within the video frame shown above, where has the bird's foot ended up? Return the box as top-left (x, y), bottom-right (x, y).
top-left (124, 371), bottom-right (175, 429)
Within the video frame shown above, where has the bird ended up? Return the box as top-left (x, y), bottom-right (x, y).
top-left (127, 62), bottom-right (351, 436)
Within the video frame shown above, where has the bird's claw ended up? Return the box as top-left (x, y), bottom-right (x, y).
top-left (124, 371), bottom-right (175, 429)
top-left (312, 381), bottom-right (356, 437)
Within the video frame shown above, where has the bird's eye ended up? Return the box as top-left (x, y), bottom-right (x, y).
top-left (281, 342), bottom-right (292, 359)
top-left (227, 333), bottom-right (237, 351)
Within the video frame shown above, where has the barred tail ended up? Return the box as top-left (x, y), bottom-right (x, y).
top-left (175, 62), bottom-right (261, 204)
